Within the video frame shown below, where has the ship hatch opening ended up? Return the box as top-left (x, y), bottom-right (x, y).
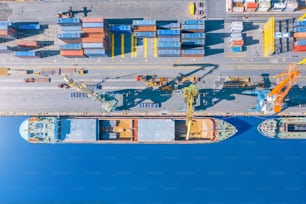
top-left (286, 124), bottom-right (306, 132)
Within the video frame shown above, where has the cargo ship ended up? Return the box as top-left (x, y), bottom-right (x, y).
top-left (258, 117), bottom-right (306, 139)
top-left (19, 116), bottom-right (237, 144)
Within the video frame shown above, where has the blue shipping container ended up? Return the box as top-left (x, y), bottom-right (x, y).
top-left (84, 49), bottom-right (107, 57)
top-left (57, 18), bottom-right (81, 24)
top-left (294, 27), bottom-right (306, 32)
top-left (82, 43), bottom-right (104, 49)
top-left (157, 42), bottom-right (181, 48)
top-left (158, 37), bottom-right (180, 42)
top-left (108, 25), bottom-right (132, 34)
top-left (158, 49), bottom-right (180, 56)
top-left (14, 51), bottom-right (37, 57)
top-left (58, 32), bottom-right (81, 39)
top-left (182, 20), bottom-right (205, 25)
top-left (17, 24), bottom-right (40, 30)
top-left (82, 22), bottom-right (104, 28)
top-left (134, 32), bottom-right (156, 38)
top-left (295, 40), bottom-right (306, 46)
top-left (181, 24), bottom-right (205, 31)
top-left (59, 43), bottom-right (82, 50)
top-left (157, 29), bottom-right (180, 36)
top-left (61, 26), bottom-right (82, 32)
top-left (181, 49), bottom-right (205, 55)
top-left (157, 23), bottom-right (180, 29)
top-left (294, 20), bottom-right (306, 27)
top-left (133, 20), bottom-right (156, 26)
top-left (0, 21), bottom-right (11, 26)
top-left (181, 40), bottom-right (205, 46)
top-left (181, 33), bottom-right (205, 39)
top-left (231, 46), bottom-right (242, 52)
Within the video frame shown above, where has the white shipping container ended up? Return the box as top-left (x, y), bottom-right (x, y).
top-left (233, 6), bottom-right (244, 12)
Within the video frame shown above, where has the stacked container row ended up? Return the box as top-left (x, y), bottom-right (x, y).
top-left (230, 21), bottom-right (244, 52)
top-left (0, 22), bottom-right (16, 40)
top-left (133, 20), bottom-right (156, 38)
top-left (181, 20), bottom-right (205, 57)
top-left (293, 19), bottom-right (306, 52)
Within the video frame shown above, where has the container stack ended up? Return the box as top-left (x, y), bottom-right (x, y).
top-left (181, 20), bottom-right (205, 57)
top-left (0, 21), bottom-right (17, 40)
top-left (293, 19), bottom-right (306, 52)
top-left (14, 51), bottom-right (39, 58)
top-left (230, 21), bottom-right (244, 52)
top-left (156, 21), bottom-right (181, 57)
top-left (12, 22), bottom-right (40, 30)
top-left (232, 0), bottom-right (244, 12)
top-left (244, 0), bottom-right (258, 12)
top-left (57, 18), bottom-right (83, 57)
top-left (133, 20), bottom-right (157, 38)
top-left (81, 17), bottom-right (106, 57)
top-left (256, 0), bottom-right (271, 12)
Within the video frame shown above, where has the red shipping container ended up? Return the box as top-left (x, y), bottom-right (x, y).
top-left (81, 37), bottom-right (103, 43)
top-left (82, 27), bottom-right (104, 33)
top-left (81, 17), bottom-right (104, 23)
top-left (134, 26), bottom-right (157, 32)
top-left (294, 45), bottom-right (306, 52)
top-left (62, 39), bottom-right (82, 43)
top-left (231, 40), bottom-right (244, 46)
top-left (246, 2), bottom-right (258, 8)
top-left (82, 33), bottom-right (104, 38)
top-left (17, 40), bottom-right (40, 47)
top-left (60, 49), bottom-right (84, 56)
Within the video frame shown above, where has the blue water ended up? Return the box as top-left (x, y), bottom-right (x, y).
top-left (1, 116), bottom-right (306, 204)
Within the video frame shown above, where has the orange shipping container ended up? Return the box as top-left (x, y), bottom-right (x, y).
top-left (293, 32), bottom-right (306, 39)
top-left (81, 37), bottom-right (104, 43)
top-left (83, 33), bottom-right (104, 38)
top-left (0, 30), bottom-right (8, 36)
top-left (60, 50), bottom-right (84, 56)
top-left (231, 40), bottom-right (244, 46)
top-left (82, 27), bottom-right (104, 33)
top-left (82, 17), bottom-right (104, 23)
top-left (246, 2), bottom-right (258, 8)
top-left (134, 26), bottom-right (157, 32)
top-left (17, 40), bottom-right (40, 47)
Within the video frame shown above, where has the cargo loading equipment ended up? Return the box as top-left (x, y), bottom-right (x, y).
top-left (63, 75), bottom-right (117, 112)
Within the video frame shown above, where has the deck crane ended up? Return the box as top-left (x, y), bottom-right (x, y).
top-left (183, 84), bottom-right (199, 140)
top-left (63, 75), bottom-right (117, 112)
top-left (250, 63), bottom-right (301, 114)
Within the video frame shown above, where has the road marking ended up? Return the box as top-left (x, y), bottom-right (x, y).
top-left (111, 33), bottom-right (115, 59)
top-left (0, 86), bottom-right (145, 90)
top-left (134, 37), bottom-right (137, 57)
top-left (153, 37), bottom-right (158, 58)
top-left (121, 34), bottom-right (124, 59)
top-left (144, 38), bottom-right (147, 59)
top-left (131, 35), bottom-right (135, 58)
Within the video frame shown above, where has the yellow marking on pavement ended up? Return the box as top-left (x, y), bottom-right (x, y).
top-left (134, 37), bottom-right (137, 57)
top-left (144, 38), bottom-right (147, 58)
top-left (153, 37), bottom-right (158, 58)
top-left (111, 33), bottom-right (115, 59)
top-left (121, 34), bottom-right (124, 58)
top-left (131, 35), bottom-right (135, 58)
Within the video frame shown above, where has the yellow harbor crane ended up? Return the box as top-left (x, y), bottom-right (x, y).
top-left (63, 75), bottom-right (117, 112)
top-left (183, 84), bottom-right (199, 140)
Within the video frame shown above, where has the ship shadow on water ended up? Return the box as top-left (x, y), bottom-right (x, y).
top-left (286, 85), bottom-right (306, 109)
top-left (221, 116), bottom-right (253, 138)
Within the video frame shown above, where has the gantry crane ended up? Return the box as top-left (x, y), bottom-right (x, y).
top-left (183, 84), bottom-right (199, 140)
top-left (259, 63), bottom-right (301, 113)
top-left (64, 75), bottom-right (117, 112)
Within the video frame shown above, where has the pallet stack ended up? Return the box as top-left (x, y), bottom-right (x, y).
top-left (230, 21), bottom-right (244, 52)
top-left (57, 17), bottom-right (83, 57)
top-left (81, 17), bottom-right (106, 57)
top-left (133, 20), bottom-right (156, 38)
top-left (156, 24), bottom-right (181, 57)
top-left (293, 19), bottom-right (306, 52)
top-left (181, 20), bottom-right (205, 57)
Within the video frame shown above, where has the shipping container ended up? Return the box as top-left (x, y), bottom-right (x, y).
top-left (231, 46), bottom-right (242, 52)
top-left (60, 50), bottom-right (84, 57)
top-left (181, 24), bottom-right (205, 31)
top-left (157, 29), bottom-right (180, 36)
top-left (17, 40), bottom-right (40, 48)
top-left (16, 24), bottom-right (40, 30)
top-left (158, 49), bottom-right (181, 57)
top-left (294, 27), bottom-right (306, 32)
top-left (59, 68), bottom-right (77, 74)
top-left (231, 39), bottom-right (244, 46)
top-left (232, 6), bottom-right (244, 12)
top-left (294, 20), bottom-right (306, 27)
top-left (82, 43), bottom-right (104, 49)
top-left (82, 22), bottom-right (104, 28)
top-left (181, 39), bottom-right (205, 46)
top-left (14, 51), bottom-right (38, 57)
top-left (62, 39), bottom-right (82, 43)
top-left (157, 42), bottom-right (181, 48)
top-left (81, 17), bottom-right (104, 23)
top-left (57, 18), bottom-right (81, 25)
top-left (157, 22), bottom-right (180, 29)
top-left (182, 20), bottom-right (205, 25)
top-left (81, 37), bottom-right (104, 43)
top-left (24, 78), bottom-right (50, 83)
top-left (181, 32), bottom-right (205, 39)
top-left (84, 48), bottom-right (107, 57)
top-left (295, 40), bottom-right (306, 46)
top-left (133, 25), bottom-right (157, 32)
top-left (0, 68), bottom-right (9, 76)
top-left (61, 26), bottom-right (82, 32)
top-left (59, 43), bottom-right (82, 50)
top-left (82, 27), bottom-right (104, 33)
top-left (158, 37), bottom-right (180, 42)
top-left (133, 20), bottom-right (156, 26)
top-left (294, 45), bottom-right (306, 51)
top-left (82, 33), bottom-right (104, 38)
top-left (293, 32), bottom-right (306, 39)
top-left (246, 2), bottom-right (258, 8)
top-left (109, 25), bottom-right (132, 33)
top-left (181, 49), bottom-right (205, 55)
top-left (134, 32), bottom-right (156, 38)
top-left (58, 32), bottom-right (81, 39)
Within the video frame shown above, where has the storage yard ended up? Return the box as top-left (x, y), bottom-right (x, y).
top-left (1, 0), bottom-right (306, 117)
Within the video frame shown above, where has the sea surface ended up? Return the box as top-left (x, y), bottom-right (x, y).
top-left (0, 116), bottom-right (306, 204)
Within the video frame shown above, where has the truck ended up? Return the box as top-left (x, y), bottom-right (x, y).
top-left (0, 68), bottom-right (31, 76)
top-left (223, 76), bottom-right (255, 88)
top-left (24, 78), bottom-right (51, 83)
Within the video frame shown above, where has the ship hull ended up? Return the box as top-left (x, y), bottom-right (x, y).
top-left (258, 117), bottom-right (306, 139)
top-left (19, 116), bottom-right (237, 144)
